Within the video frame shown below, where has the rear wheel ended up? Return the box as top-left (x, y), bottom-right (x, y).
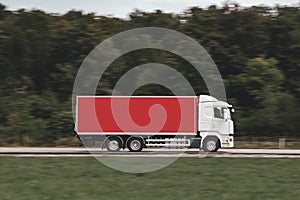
top-left (127, 137), bottom-right (144, 152)
top-left (105, 137), bottom-right (122, 152)
top-left (203, 137), bottom-right (220, 152)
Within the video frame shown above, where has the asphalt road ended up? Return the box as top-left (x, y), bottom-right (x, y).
top-left (0, 148), bottom-right (300, 158)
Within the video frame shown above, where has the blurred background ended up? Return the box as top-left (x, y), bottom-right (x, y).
top-left (0, 2), bottom-right (299, 147)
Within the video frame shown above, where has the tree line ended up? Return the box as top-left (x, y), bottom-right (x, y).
top-left (0, 4), bottom-right (299, 146)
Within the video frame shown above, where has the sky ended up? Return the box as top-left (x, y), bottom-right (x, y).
top-left (0, 0), bottom-right (299, 18)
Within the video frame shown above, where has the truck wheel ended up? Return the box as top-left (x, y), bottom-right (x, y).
top-left (105, 137), bottom-right (122, 152)
top-left (203, 137), bottom-right (220, 152)
top-left (127, 137), bottom-right (144, 152)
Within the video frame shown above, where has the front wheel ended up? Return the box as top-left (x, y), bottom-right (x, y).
top-left (127, 137), bottom-right (144, 152)
top-left (202, 137), bottom-right (220, 152)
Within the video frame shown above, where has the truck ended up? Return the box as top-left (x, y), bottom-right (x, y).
top-left (74, 95), bottom-right (234, 152)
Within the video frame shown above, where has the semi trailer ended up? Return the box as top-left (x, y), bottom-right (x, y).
top-left (74, 95), bottom-right (234, 152)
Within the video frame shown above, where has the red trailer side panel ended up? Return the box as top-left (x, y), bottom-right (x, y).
top-left (77, 96), bottom-right (197, 134)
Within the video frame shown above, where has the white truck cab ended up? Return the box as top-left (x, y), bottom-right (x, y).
top-left (198, 95), bottom-right (234, 151)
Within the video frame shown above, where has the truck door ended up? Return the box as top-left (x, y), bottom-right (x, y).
top-left (213, 105), bottom-right (234, 135)
top-left (198, 103), bottom-right (230, 135)
top-left (212, 106), bottom-right (228, 134)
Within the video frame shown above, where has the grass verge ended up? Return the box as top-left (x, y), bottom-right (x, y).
top-left (0, 157), bottom-right (299, 200)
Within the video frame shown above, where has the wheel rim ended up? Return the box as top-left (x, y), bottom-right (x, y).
top-left (108, 140), bottom-right (119, 151)
top-left (206, 140), bottom-right (217, 151)
top-left (130, 140), bottom-right (141, 151)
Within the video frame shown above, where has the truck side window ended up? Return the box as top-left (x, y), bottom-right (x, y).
top-left (214, 107), bottom-right (224, 119)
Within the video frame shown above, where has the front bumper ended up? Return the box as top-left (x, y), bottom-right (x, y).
top-left (221, 135), bottom-right (234, 148)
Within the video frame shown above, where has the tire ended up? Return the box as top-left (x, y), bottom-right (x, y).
top-left (127, 137), bottom-right (144, 152)
top-left (202, 137), bottom-right (220, 152)
top-left (105, 137), bottom-right (122, 152)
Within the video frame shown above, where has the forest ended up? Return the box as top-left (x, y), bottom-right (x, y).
top-left (0, 3), bottom-right (299, 146)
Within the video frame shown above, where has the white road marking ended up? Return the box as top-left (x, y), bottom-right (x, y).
top-left (0, 148), bottom-right (300, 158)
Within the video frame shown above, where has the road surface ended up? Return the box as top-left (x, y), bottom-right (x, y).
top-left (0, 148), bottom-right (300, 158)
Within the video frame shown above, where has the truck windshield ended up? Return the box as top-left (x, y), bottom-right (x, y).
top-left (214, 107), bottom-right (230, 119)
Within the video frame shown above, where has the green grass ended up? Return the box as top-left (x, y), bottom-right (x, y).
top-left (0, 157), bottom-right (299, 200)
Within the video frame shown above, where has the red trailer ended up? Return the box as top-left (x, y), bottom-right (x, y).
top-left (75, 95), bottom-right (234, 152)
